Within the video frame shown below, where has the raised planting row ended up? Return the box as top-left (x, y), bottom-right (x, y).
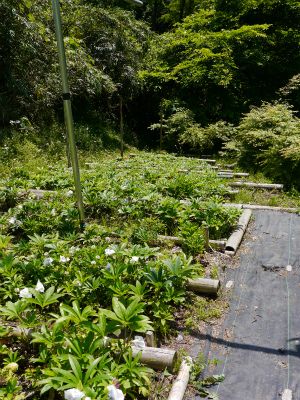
top-left (0, 152), bottom-right (241, 399)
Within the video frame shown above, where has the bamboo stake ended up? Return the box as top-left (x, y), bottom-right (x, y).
top-left (52, 0), bottom-right (85, 225)
top-left (145, 331), bottom-right (156, 347)
top-left (167, 357), bottom-right (193, 400)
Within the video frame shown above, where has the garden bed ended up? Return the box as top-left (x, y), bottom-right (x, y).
top-left (0, 152), bottom-right (241, 399)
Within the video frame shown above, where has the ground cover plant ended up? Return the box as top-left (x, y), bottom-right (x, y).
top-left (0, 149), bottom-right (241, 399)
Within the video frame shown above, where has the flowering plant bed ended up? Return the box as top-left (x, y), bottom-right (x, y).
top-left (0, 152), bottom-right (240, 399)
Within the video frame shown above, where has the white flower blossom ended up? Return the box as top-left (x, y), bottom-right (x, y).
top-left (96, 255), bottom-right (100, 259)
top-left (51, 208), bottom-right (56, 216)
top-left (8, 217), bottom-right (17, 224)
top-left (105, 263), bottom-right (112, 271)
top-left (60, 255), bottom-right (70, 263)
top-left (35, 280), bottom-right (45, 293)
top-left (19, 288), bottom-right (32, 299)
top-left (130, 256), bottom-right (139, 263)
top-left (64, 388), bottom-right (85, 400)
top-left (107, 384), bottom-right (124, 400)
top-left (105, 248), bottom-right (115, 256)
top-left (132, 335), bottom-right (146, 349)
top-left (69, 246), bottom-right (79, 255)
top-left (43, 257), bottom-right (54, 267)
top-left (91, 260), bottom-right (96, 265)
top-left (66, 190), bottom-right (74, 197)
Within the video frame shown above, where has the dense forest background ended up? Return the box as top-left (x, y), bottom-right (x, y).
top-left (1, 0), bottom-right (300, 184)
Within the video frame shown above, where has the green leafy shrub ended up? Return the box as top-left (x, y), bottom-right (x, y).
top-left (229, 103), bottom-right (300, 188)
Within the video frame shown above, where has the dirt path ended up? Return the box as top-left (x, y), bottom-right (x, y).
top-left (199, 210), bottom-right (300, 400)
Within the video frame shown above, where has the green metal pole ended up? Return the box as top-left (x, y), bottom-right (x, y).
top-left (51, 0), bottom-right (85, 225)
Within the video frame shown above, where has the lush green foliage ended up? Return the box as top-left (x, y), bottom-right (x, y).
top-left (0, 0), bottom-right (149, 129)
top-left (225, 103), bottom-right (300, 187)
top-left (0, 149), bottom-right (240, 398)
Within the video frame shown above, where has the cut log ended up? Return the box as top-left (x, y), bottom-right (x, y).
top-left (233, 173), bottom-right (249, 177)
top-left (187, 278), bottom-right (220, 294)
top-left (209, 239), bottom-right (227, 250)
top-left (132, 346), bottom-right (177, 371)
top-left (9, 327), bottom-right (33, 338)
top-left (158, 235), bottom-right (182, 244)
top-left (225, 209), bottom-right (252, 254)
top-left (230, 182), bottom-right (283, 190)
top-left (158, 235), bottom-right (227, 250)
top-left (224, 163), bottom-right (237, 168)
top-left (223, 203), bottom-right (298, 213)
top-left (226, 190), bottom-right (240, 195)
top-left (198, 159), bottom-right (216, 164)
top-left (167, 357), bottom-right (193, 400)
top-left (85, 162), bottom-right (99, 169)
top-left (19, 189), bottom-right (56, 199)
top-left (218, 172), bottom-right (249, 178)
top-left (217, 173), bottom-right (234, 179)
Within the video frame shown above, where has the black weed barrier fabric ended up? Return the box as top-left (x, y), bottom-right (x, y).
top-left (197, 211), bottom-right (300, 400)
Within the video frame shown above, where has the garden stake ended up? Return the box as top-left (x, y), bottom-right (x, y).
top-left (145, 331), bottom-right (156, 347)
top-left (51, 0), bottom-right (85, 226)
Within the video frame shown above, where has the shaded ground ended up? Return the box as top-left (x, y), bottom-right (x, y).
top-left (198, 210), bottom-right (300, 400)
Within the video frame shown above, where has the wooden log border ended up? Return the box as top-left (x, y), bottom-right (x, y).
top-left (167, 357), bottom-right (193, 400)
top-left (225, 209), bottom-right (252, 255)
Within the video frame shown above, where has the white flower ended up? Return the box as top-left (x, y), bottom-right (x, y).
top-left (107, 384), bottom-right (124, 400)
top-left (91, 260), bottom-right (96, 265)
top-left (8, 216), bottom-right (21, 226)
top-left (103, 336), bottom-right (109, 346)
top-left (43, 257), bottom-right (54, 267)
top-left (66, 190), bottom-right (74, 197)
top-left (19, 288), bottom-right (32, 299)
top-left (60, 255), bottom-right (70, 263)
top-left (105, 263), bottom-right (112, 271)
top-left (96, 255), bottom-right (100, 260)
top-left (105, 248), bottom-right (115, 256)
top-left (130, 256), bottom-right (139, 263)
top-left (35, 280), bottom-right (45, 293)
top-left (132, 335), bottom-right (146, 349)
top-left (51, 208), bottom-right (56, 216)
top-left (64, 388), bottom-right (85, 400)
top-left (69, 246), bottom-right (79, 255)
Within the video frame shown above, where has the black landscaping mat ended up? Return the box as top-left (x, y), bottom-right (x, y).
top-left (197, 210), bottom-right (300, 400)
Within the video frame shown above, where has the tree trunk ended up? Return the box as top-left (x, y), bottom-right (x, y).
top-left (159, 112), bottom-right (163, 151)
top-left (120, 95), bottom-right (124, 159)
top-left (179, 0), bottom-right (186, 21)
